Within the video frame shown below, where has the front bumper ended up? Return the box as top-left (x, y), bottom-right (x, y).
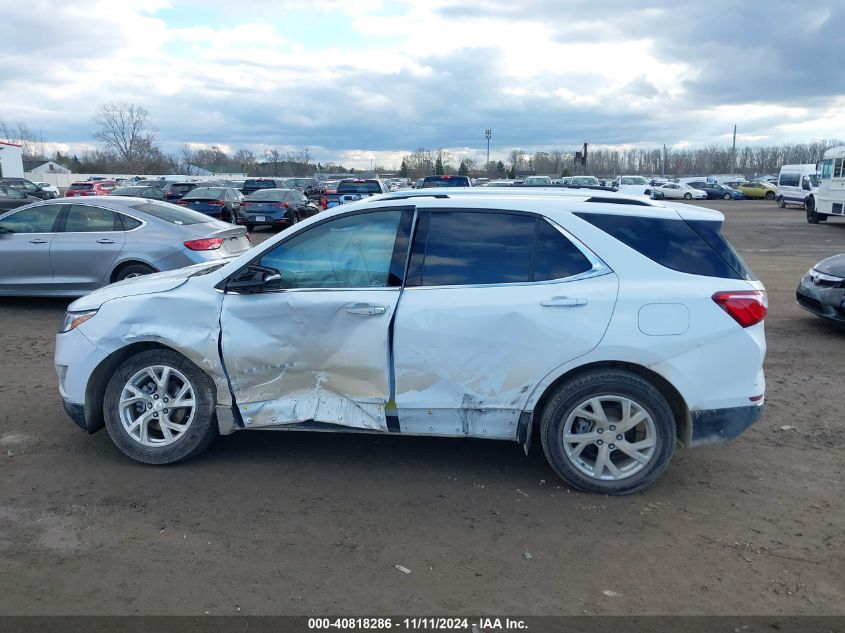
top-left (796, 274), bottom-right (845, 324)
top-left (689, 403), bottom-right (764, 447)
top-left (55, 328), bottom-right (109, 433)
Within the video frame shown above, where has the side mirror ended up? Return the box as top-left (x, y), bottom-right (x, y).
top-left (226, 264), bottom-right (283, 294)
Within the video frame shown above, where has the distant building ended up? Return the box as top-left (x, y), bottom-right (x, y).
top-left (0, 141), bottom-right (24, 178)
top-left (23, 160), bottom-right (72, 175)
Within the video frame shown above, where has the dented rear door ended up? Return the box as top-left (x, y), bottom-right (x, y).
top-left (219, 208), bottom-right (413, 431)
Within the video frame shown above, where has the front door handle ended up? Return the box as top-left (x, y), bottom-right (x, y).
top-left (28, 238), bottom-right (48, 244)
top-left (96, 238), bottom-right (116, 244)
top-left (540, 297), bottom-right (588, 308)
top-left (345, 303), bottom-right (387, 316)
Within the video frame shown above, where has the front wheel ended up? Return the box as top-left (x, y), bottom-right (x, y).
top-left (540, 369), bottom-right (676, 495)
top-left (777, 197), bottom-right (786, 208)
top-left (103, 349), bottom-right (218, 464)
top-left (683, 192), bottom-right (692, 200)
top-left (806, 197), bottom-right (820, 224)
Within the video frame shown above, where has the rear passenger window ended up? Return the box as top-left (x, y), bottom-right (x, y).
top-left (574, 212), bottom-right (754, 280)
top-left (412, 211), bottom-right (535, 286)
top-left (533, 219), bottom-right (592, 281)
top-left (408, 211), bottom-right (592, 287)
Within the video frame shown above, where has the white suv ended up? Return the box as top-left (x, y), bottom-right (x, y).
top-left (55, 189), bottom-right (767, 494)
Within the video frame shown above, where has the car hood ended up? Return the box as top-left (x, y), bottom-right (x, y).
top-left (813, 253), bottom-right (845, 278)
top-left (68, 260), bottom-right (226, 311)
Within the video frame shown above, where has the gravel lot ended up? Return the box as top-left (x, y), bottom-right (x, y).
top-left (0, 199), bottom-right (842, 615)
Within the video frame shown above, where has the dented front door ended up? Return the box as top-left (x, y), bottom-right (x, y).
top-left (219, 209), bottom-right (412, 432)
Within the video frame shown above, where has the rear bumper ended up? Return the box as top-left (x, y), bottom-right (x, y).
top-left (689, 403), bottom-right (763, 447)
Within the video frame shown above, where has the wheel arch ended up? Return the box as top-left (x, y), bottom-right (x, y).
top-left (526, 360), bottom-right (691, 450)
top-left (83, 341), bottom-right (192, 433)
top-left (109, 259), bottom-right (157, 283)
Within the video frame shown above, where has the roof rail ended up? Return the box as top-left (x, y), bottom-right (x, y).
top-left (585, 196), bottom-right (652, 206)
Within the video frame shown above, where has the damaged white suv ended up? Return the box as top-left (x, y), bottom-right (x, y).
top-left (55, 189), bottom-right (767, 494)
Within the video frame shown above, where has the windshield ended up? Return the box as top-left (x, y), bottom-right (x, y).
top-left (620, 177), bottom-right (648, 185)
top-left (245, 180), bottom-right (277, 190)
top-left (809, 174), bottom-right (820, 187)
top-left (69, 183), bottom-right (93, 190)
top-left (184, 187), bottom-right (225, 199)
top-left (420, 177), bottom-right (469, 188)
top-left (337, 181), bottom-right (382, 194)
top-left (129, 201), bottom-right (212, 224)
top-left (247, 189), bottom-right (289, 201)
top-left (570, 177), bottom-right (598, 185)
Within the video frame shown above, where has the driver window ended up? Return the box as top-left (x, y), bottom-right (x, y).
top-left (259, 211), bottom-right (405, 289)
top-left (0, 204), bottom-right (63, 233)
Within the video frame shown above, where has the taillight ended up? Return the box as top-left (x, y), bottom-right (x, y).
top-left (209, 200), bottom-right (224, 205)
top-left (712, 290), bottom-right (767, 328)
top-left (183, 238), bottom-right (224, 251)
top-left (178, 200), bottom-right (188, 205)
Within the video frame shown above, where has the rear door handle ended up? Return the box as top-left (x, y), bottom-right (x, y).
top-left (540, 297), bottom-right (588, 308)
top-left (28, 238), bottom-right (48, 244)
top-left (96, 238), bottom-right (116, 244)
top-left (345, 303), bottom-right (387, 316)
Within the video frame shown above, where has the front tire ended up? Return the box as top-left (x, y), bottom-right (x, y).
top-left (103, 349), bottom-right (218, 464)
top-left (723, 193), bottom-right (732, 200)
top-left (806, 197), bottom-right (820, 224)
top-left (540, 369), bottom-right (676, 495)
top-left (778, 197), bottom-right (786, 208)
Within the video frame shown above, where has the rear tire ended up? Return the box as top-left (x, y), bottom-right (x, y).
top-left (723, 193), bottom-right (732, 200)
top-left (103, 349), bottom-right (218, 465)
top-left (540, 369), bottom-right (676, 495)
top-left (683, 192), bottom-right (692, 200)
top-left (765, 191), bottom-right (775, 200)
top-left (114, 263), bottom-right (155, 282)
top-left (806, 197), bottom-right (820, 224)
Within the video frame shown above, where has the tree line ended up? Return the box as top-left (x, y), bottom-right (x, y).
top-left (3, 101), bottom-right (840, 178)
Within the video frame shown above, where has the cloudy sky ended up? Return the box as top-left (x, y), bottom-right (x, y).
top-left (1, 0), bottom-right (843, 168)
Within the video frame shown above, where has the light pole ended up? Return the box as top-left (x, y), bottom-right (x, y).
top-left (485, 129), bottom-right (492, 172)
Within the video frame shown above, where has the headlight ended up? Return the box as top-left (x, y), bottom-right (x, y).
top-left (59, 310), bottom-right (97, 333)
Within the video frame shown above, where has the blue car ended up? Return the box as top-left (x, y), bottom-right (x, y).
top-left (686, 181), bottom-right (745, 200)
top-left (177, 187), bottom-right (243, 223)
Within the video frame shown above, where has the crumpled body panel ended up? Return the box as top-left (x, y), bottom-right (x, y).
top-left (220, 288), bottom-right (400, 432)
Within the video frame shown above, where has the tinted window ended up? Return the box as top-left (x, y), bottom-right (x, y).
top-left (336, 181), bottom-right (382, 194)
top-left (119, 214), bottom-right (142, 230)
top-left (259, 211), bottom-right (406, 288)
top-left (574, 212), bottom-right (754, 280)
top-left (244, 180), bottom-right (278, 190)
top-left (64, 205), bottom-right (119, 232)
top-left (0, 204), bottom-right (63, 233)
top-left (0, 186), bottom-right (25, 199)
top-left (247, 189), bottom-right (288, 201)
top-left (69, 183), bottom-right (93, 191)
top-left (412, 211), bottom-right (535, 286)
top-left (129, 201), bottom-right (210, 224)
top-left (533, 219), bottom-right (592, 281)
top-left (421, 176), bottom-right (470, 188)
top-left (779, 173), bottom-right (800, 187)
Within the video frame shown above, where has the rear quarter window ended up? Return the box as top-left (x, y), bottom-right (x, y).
top-left (129, 201), bottom-right (211, 225)
top-left (574, 212), bottom-right (755, 280)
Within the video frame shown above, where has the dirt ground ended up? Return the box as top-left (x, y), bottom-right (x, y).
top-left (0, 200), bottom-right (842, 616)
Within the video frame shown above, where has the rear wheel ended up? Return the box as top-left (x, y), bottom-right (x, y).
top-left (723, 193), bottom-right (732, 200)
top-left (540, 369), bottom-right (676, 495)
top-left (765, 191), bottom-right (775, 200)
top-left (114, 263), bottom-right (155, 282)
top-left (683, 192), bottom-right (692, 200)
top-left (103, 349), bottom-right (218, 464)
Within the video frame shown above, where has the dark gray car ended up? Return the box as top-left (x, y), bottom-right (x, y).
top-left (0, 197), bottom-right (251, 297)
top-left (796, 253), bottom-right (845, 326)
top-left (0, 186), bottom-right (40, 211)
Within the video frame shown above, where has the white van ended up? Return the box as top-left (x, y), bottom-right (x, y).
top-left (612, 175), bottom-right (655, 197)
top-left (811, 146), bottom-right (845, 223)
top-left (777, 164), bottom-right (819, 209)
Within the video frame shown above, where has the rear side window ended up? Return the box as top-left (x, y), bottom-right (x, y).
top-left (119, 214), bottom-right (142, 230)
top-left (407, 211), bottom-right (592, 286)
top-left (574, 212), bottom-right (755, 280)
top-left (129, 201), bottom-right (209, 225)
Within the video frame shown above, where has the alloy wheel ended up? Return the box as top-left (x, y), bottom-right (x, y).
top-left (119, 365), bottom-right (196, 447)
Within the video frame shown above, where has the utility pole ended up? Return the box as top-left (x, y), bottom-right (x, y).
top-left (485, 129), bottom-right (492, 172)
top-left (662, 144), bottom-right (666, 177)
top-left (731, 124), bottom-right (737, 172)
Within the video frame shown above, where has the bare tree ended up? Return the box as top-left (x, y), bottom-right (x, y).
top-left (0, 120), bottom-right (46, 159)
top-left (91, 101), bottom-right (158, 172)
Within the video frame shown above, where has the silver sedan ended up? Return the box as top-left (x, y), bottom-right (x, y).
top-left (0, 197), bottom-right (251, 297)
